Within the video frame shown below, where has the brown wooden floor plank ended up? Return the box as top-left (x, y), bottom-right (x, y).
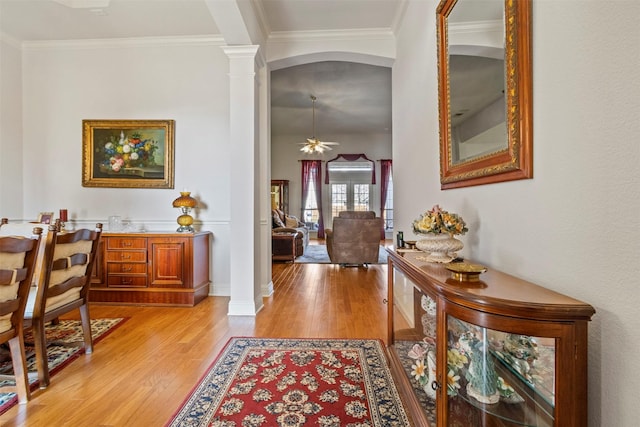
top-left (0, 261), bottom-right (389, 426)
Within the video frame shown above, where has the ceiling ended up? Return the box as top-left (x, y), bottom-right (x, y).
top-left (0, 0), bottom-right (404, 41)
top-left (0, 0), bottom-right (402, 140)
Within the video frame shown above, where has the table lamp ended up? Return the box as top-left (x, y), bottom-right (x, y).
top-left (172, 191), bottom-right (197, 232)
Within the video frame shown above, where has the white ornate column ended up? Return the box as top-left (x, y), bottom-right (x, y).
top-left (222, 45), bottom-right (263, 315)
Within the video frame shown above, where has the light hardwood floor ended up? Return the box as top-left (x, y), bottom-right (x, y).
top-left (0, 260), bottom-right (390, 426)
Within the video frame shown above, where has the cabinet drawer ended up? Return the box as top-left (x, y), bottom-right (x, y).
top-left (106, 237), bottom-right (146, 250)
top-left (107, 276), bottom-right (147, 287)
top-left (105, 250), bottom-right (147, 263)
top-left (107, 263), bottom-right (147, 275)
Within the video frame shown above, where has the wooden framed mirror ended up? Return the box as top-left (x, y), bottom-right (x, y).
top-left (437, 0), bottom-right (532, 189)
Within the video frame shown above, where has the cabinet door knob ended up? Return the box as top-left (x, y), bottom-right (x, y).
top-left (431, 381), bottom-right (441, 391)
top-left (382, 298), bottom-right (388, 304)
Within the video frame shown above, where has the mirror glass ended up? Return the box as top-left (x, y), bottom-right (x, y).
top-left (449, 0), bottom-right (506, 164)
top-left (438, 0), bottom-right (532, 189)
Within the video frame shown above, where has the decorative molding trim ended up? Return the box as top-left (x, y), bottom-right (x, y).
top-left (250, 0), bottom-right (271, 38)
top-left (268, 28), bottom-right (395, 43)
top-left (210, 282), bottom-right (230, 297)
top-left (390, 0), bottom-right (409, 35)
top-left (221, 44), bottom-right (260, 58)
top-left (449, 20), bottom-right (503, 35)
top-left (52, 0), bottom-right (110, 8)
top-left (22, 35), bottom-right (225, 51)
top-left (228, 300), bottom-right (259, 316)
top-left (263, 281), bottom-right (274, 297)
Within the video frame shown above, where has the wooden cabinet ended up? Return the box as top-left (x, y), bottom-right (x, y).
top-left (271, 180), bottom-right (289, 214)
top-left (91, 231), bottom-right (211, 306)
top-left (105, 236), bottom-right (147, 287)
top-left (386, 250), bottom-right (595, 427)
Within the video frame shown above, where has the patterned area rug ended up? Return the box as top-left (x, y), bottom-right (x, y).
top-left (0, 318), bottom-right (126, 414)
top-left (295, 245), bottom-right (388, 264)
top-left (167, 337), bottom-right (410, 427)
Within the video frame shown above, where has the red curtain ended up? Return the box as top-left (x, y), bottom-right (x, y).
top-left (324, 154), bottom-right (376, 184)
top-left (301, 160), bottom-right (325, 238)
top-left (379, 159), bottom-right (392, 239)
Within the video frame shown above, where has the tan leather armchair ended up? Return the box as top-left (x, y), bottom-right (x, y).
top-left (325, 211), bottom-right (383, 266)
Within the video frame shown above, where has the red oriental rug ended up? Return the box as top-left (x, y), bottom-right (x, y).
top-left (167, 337), bottom-right (410, 427)
top-left (0, 318), bottom-right (126, 415)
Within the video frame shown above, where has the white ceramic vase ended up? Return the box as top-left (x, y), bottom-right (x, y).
top-left (415, 233), bottom-right (463, 263)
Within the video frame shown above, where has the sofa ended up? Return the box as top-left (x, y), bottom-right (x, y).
top-left (325, 211), bottom-right (383, 266)
top-left (272, 209), bottom-right (309, 249)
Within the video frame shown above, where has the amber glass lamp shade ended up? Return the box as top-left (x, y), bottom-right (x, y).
top-left (172, 191), bottom-right (197, 232)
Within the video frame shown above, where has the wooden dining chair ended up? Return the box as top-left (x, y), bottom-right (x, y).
top-left (0, 228), bottom-right (43, 403)
top-left (23, 223), bottom-right (102, 388)
top-left (0, 219), bottom-right (51, 289)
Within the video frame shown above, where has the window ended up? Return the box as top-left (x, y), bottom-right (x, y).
top-left (331, 182), bottom-right (370, 220)
top-left (331, 184), bottom-right (347, 219)
top-left (302, 174), bottom-right (319, 230)
top-left (354, 184), bottom-right (370, 211)
top-left (328, 160), bottom-right (372, 222)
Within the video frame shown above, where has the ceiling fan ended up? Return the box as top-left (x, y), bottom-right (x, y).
top-left (299, 95), bottom-right (339, 154)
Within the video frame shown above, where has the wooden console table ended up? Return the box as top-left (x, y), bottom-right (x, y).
top-left (90, 231), bottom-right (211, 306)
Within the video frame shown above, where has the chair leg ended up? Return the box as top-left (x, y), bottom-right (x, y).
top-left (8, 335), bottom-right (31, 403)
top-left (79, 304), bottom-right (93, 354)
top-left (32, 321), bottom-right (50, 389)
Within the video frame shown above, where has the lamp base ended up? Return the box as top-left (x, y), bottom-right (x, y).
top-left (176, 213), bottom-right (194, 233)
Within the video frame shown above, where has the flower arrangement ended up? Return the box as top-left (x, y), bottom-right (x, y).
top-left (412, 205), bottom-right (468, 236)
top-left (98, 130), bottom-right (159, 173)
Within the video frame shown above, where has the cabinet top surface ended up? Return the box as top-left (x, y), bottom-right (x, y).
top-left (388, 249), bottom-right (595, 321)
top-left (102, 231), bottom-right (212, 237)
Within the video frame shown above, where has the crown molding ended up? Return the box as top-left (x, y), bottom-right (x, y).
top-left (268, 28), bottom-right (395, 44)
top-left (390, 0), bottom-right (409, 35)
top-left (249, 0), bottom-right (271, 42)
top-left (21, 35), bottom-right (225, 51)
top-left (449, 19), bottom-right (503, 35)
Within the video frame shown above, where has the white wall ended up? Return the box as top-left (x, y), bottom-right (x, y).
top-left (0, 37), bottom-right (24, 218)
top-left (19, 37), bottom-right (233, 294)
top-left (393, 1), bottom-right (640, 425)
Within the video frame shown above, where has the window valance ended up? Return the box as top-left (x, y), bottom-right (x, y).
top-left (324, 154), bottom-right (376, 184)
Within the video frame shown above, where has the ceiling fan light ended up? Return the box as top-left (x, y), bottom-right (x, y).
top-left (299, 95), bottom-right (339, 155)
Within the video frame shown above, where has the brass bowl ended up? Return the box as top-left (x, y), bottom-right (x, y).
top-left (446, 262), bottom-right (487, 282)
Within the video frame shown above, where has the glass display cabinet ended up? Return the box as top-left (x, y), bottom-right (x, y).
top-left (271, 180), bottom-right (289, 214)
top-left (386, 250), bottom-right (595, 427)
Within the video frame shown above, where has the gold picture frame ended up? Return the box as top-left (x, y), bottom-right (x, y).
top-left (437, 0), bottom-right (532, 189)
top-left (82, 119), bottom-right (175, 188)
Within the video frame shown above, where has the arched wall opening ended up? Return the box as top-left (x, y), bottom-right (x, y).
top-left (267, 51), bottom-right (393, 242)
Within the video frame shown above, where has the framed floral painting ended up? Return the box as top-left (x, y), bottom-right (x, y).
top-left (82, 119), bottom-right (175, 188)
